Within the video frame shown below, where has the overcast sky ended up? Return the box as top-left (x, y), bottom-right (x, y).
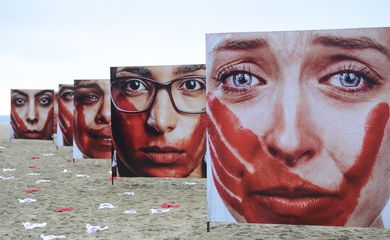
top-left (1, 0), bottom-right (390, 115)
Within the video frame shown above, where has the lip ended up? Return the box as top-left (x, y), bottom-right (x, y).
top-left (89, 128), bottom-right (112, 146)
top-left (24, 130), bottom-right (43, 139)
top-left (250, 186), bottom-right (338, 218)
top-left (140, 146), bottom-right (185, 164)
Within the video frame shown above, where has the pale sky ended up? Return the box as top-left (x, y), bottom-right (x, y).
top-left (1, 0), bottom-right (390, 115)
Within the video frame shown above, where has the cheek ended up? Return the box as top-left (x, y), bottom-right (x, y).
top-left (183, 114), bottom-right (207, 150)
top-left (112, 110), bottom-right (147, 150)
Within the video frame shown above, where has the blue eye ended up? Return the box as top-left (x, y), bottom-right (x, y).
top-left (338, 72), bottom-right (361, 87)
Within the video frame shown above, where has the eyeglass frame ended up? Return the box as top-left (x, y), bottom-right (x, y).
top-left (110, 76), bottom-right (206, 114)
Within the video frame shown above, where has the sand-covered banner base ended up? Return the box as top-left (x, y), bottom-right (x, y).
top-left (1, 125), bottom-right (390, 239)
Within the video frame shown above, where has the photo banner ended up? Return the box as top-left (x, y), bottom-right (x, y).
top-left (73, 79), bottom-right (111, 159)
top-left (57, 84), bottom-right (74, 147)
top-left (206, 27), bottom-right (390, 228)
top-left (10, 89), bottom-right (54, 140)
top-left (110, 64), bottom-right (207, 178)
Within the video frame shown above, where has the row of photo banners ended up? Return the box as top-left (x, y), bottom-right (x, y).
top-left (8, 26), bottom-right (390, 228)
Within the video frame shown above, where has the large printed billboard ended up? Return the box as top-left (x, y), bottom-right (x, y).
top-left (57, 84), bottom-right (74, 146)
top-left (110, 65), bottom-right (207, 177)
top-left (206, 27), bottom-right (390, 227)
top-left (73, 80), bottom-right (111, 159)
top-left (10, 89), bottom-right (54, 140)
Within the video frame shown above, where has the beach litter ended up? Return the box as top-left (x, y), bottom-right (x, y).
top-left (42, 153), bottom-right (55, 156)
top-left (0, 176), bottom-right (14, 180)
top-left (2, 168), bottom-right (16, 172)
top-left (108, 176), bottom-right (124, 181)
top-left (86, 224), bottom-right (108, 233)
top-left (23, 221), bottom-right (47, 230)
top-left (31, 156), bottom-right (41, 160)
top-left (40, 234), bottom-right (66, 240)
top-left (150, 208), bottom-right (170, 214)
top-left (36, 179), bottom-right (51, 184)
top-left (124, 210), bottom-right (137, 215)
top-left (160, 203), bottom-right (180, 208)
top-left (98, 203), bottom-right (115, 209)
top-left (184, 181), bottom-right (197, 186)
top-left (53, 207), bottom-right (74, 212)
top-left (118, 191), bottom-right (135, 196)
top-left (61, 169), bottom-right (68, 173)
top-left (18, 198), bottom-right (37, 204)
top-left (23, 188), bottom-right (41, 193)
top-left (76, 174), bottom-right (89, 178)
top-left (27, 172), bottom-right (41, 176)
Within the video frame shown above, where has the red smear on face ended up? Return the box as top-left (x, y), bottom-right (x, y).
top-left (208, 93), bottom-right (389, 226)
top-left (112, 96), bottom-right (206, 177)
top-left (11, 106), bottom-right (53, 140)
top-left (58, 98), bottom-right (74, 146)
top-left (75, 103), bottom-right (111, 159)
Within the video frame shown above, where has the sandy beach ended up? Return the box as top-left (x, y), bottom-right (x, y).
top-left (1, 124), bottom-right (390, 239)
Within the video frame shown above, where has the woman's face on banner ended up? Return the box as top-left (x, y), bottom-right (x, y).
top-left (207, 28), bottom-right (390, 227)
top-left (112, 65), bottom-right (206, 177)
top-left (11, 89), bottom-right (54, 139)
top-left (74, 80), bottom-right (111, 159)
top-left (58, 85), bottom-right (74, 146)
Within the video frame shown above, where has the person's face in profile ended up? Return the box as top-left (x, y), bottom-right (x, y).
top-left (11, 89), bottom-right (54, 139)
top-left (111, 65), bottom-right (206, 177)
top-left (207, 28), bottom-right (390, 227)
top-left (58, 84), bottom-right (74, 146)
top-left (74, 80), bottom-right (111, 159)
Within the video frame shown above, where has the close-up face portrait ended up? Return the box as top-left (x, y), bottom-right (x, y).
top-left (58, 84), bottom-right (74, 146)
top-left (206, 27), bottom-right (390, 227)
top-left (10, 89), bottom-right (54, 140)
top-left (111, 65), bottom-right (207, 178)
top-left (74, 80), bottom-right (111, 159)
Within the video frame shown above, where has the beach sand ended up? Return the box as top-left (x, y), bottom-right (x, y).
top-left (1, 124), bottom-right (390, 239)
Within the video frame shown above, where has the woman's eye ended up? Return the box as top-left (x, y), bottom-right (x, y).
top-left (180, 79), bottom-right (205, 91)
top-left (15, 98), bottom-right (26, 106)
top-left (221, 72), bottom-right (264, 89)
top-left (39, 97), bottom-right (51, 106)
top-left (61, 91), bottom-right (74, 101)
top-left (325, 71), bottom-right (377, 92)
top-left (123, 79), bottom-right (148, 94)
top-left (78, 94), bottom-right (99, 104)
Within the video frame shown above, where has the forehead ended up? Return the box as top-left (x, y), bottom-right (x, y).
top-left (207, 27), bottom-right (390, 55)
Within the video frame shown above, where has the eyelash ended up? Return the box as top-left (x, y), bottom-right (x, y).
top-left (319, 63), bottom-right (380, 93)
top-left (216, 64), bottom-right (265, 95)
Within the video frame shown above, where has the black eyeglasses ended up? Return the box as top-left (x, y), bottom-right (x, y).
top-left (111, 76), bottom-right (206, 114)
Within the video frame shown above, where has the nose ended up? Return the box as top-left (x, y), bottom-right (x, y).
top-left (264, 84), bottom-right (319, 167)
top-left (146, 89), bottom-right (178, 133)
top-left (95, 95), bottom-right (111, 124)
top-left (26, 100), bottom-right (38, 124)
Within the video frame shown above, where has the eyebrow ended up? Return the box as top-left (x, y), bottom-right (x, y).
top-left (174, 64), bottom-right (205, 75)
top-left (74, 83), bottom-right (102, 91)
top-left (116, 67), bottom-right (152, 78)
top-left (12, 90), bottom-right (53, 97)
top-left (59, 86), bottom-right (74, 94)
top-left (311, 35), bottom-right (390, 59)
top-left (212, 38), bottom-right (268, 53)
